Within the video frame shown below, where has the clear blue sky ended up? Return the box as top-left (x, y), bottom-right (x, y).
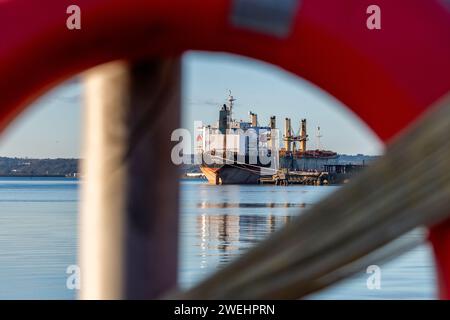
top-left (0, 52), bottom-right (383, 158)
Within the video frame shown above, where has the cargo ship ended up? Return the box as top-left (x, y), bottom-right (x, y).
top-left (196, 93), bottom-right (338, 185)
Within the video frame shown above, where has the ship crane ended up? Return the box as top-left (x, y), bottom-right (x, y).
top-left (284, 135), bottom-right (308, 152)
top-left (227, 90), bottom-right (235, 111)
top-left (283, 118), bottom-right (308, 152)
top-left (284, 134), bottom-right (308, 143)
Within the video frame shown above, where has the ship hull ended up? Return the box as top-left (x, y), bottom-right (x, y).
top-left (200, 154), bottom-right (339, 185)
top-left (200, 166), bottom-right (221, 185)
top-left (280, 156), bottom-right (337, 171)
top-left (200, 164), bottom-right (261, 185)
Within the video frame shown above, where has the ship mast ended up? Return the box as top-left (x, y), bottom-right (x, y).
top-left (227, 90), bottom-right (235, 123)
top-left (316, 126), bottom-right (323, 150)
top-left (223, 91), bottom-right (236, 163)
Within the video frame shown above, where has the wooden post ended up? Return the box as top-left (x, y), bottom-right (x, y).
top-left (79, 59), bottom-right (181, 299)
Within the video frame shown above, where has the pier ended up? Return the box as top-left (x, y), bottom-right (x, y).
top-left (258, 164), bottom-right (367, 186)
top-left (258, 169), bottom-right (330, 186)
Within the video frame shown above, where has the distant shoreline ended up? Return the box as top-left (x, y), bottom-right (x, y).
top-left (0, 157), bottom-right (78, 177)
top-left (0, 154), bottom-right (380, 178)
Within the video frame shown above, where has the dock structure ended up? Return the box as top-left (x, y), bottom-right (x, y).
top-left (323, 164), bottom-right (366, 184)
top-left (258, 169), bottom-right (330, 186)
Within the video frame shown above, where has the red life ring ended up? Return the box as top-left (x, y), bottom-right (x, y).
top-left (1, 0), bottom-right (450, 297)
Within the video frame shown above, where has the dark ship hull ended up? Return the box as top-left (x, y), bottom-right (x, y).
top-left (200, 154), bottom-right (273, 185)
top-left (200, 164), bottom-right (261, 185)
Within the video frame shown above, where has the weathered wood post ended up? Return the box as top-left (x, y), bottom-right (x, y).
top-left (79, 59), bottom-right (181, 299)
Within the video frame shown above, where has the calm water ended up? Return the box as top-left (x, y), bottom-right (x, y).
top-left (0, 177), bottom-right (437, 299)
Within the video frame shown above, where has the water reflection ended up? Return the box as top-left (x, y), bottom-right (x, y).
top-left (197, 202), bottom-right (306, 209)
top-left (178, 180), bottom-right (332, 288)
top-left (179, 181), bottom-right (436, 299)
top-left (195, 214), bottom-right (293, 267)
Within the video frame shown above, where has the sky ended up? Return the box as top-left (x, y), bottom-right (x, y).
top-left (0, 51), bottom-right (383, 159)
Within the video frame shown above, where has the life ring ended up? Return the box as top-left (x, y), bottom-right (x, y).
top-left (1, 0), bottom-right (450, 297)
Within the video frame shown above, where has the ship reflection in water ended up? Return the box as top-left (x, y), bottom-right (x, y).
top-left (197, 202), bottom-right (307, 209)
top-left (178, 179), bottom-right (337, 289)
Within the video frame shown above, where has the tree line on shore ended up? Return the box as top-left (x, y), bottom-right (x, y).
top-left (0, 157), bottom-right (78, 176)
